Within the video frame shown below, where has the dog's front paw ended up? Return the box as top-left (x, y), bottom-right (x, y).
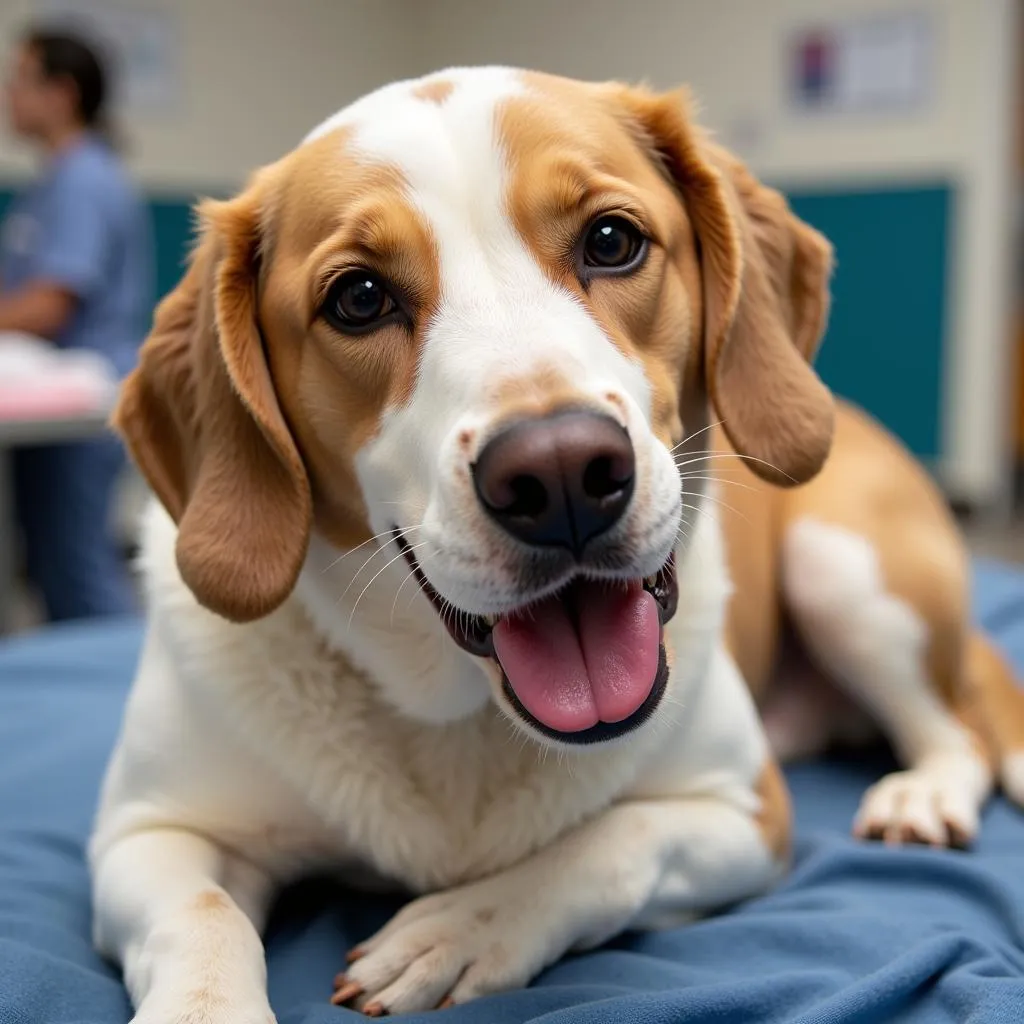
top-left (853, 767), bottom-right (980, 848)
top-left (332, 884), bottom-right (553, 1015)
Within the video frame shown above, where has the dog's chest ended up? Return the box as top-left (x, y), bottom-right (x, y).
top-left (182, 601), bottom-right (644, 894)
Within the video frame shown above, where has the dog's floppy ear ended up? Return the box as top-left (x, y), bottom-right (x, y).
top-left (617, 87), bottom-right (835, 486)
top-left (114, 175), bottom-right (312, 621)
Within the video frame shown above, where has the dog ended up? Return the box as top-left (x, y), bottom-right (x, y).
top-left (89, 68), bottom-right (1024, 1022)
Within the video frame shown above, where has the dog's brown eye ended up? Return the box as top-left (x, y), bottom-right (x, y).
top-left (322, 271), bottom-right (397, 333)
top-left (582, 216), bottom-right (647, 272)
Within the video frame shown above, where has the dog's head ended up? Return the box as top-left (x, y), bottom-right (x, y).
top-left (117, 69), bottom-right (833, 746)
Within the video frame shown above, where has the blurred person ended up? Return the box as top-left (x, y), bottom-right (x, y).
top-left (0, 27), bottom-right (152, 621)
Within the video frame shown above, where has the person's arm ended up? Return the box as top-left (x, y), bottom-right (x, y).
top-left (4, 165), bottom-right (111, 340)
top-left (0, 280), bottom-right (77, 337)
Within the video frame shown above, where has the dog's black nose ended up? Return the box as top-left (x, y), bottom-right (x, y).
top-left (472, 410), bottom-right (635, 556)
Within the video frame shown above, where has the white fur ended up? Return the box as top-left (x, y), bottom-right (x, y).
top-left (782, 517), bottom-right (993, 844)
top-left (91, 69), bottom-right (778, 1022)
top-left (1000, 751), bottom-right (1024, 808)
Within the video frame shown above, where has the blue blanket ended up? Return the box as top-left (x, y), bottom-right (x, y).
top-left (1, 563), bottom-right (1023, 1023)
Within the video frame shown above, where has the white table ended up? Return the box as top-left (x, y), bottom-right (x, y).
top-left (0, 408), bottom-right (114, 631)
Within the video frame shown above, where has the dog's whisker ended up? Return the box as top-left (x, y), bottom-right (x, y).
top-left (679, 502), bottom-right (720, 534)
top-left (335, 541), bottom-right (399, 604)
top-left (677, 461), bottom-right (748, 474)
top-left (682, 491), bottom-right (751, 526)
top-left (668, 419), bottom-right (724, 455)
top-left (391, 559), bottom-right (431, 627)
top-left (322, 526), bottom-right (409, 574)
top-left (345, 540), bottom-right (432, 629)
top-left (676, 473), bottom-right (758, 494)
top-left (673, 450), bottom-right (794, 482)
top-left (332, 526), bottom-right (433, 606)
top-left (402, 583), bottom-right (424, 616)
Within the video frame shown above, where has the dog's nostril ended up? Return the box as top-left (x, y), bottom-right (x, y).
top-left (582, 454), bottom-right (633, 503)
top-left (503, 474), bottom-right (549, 519)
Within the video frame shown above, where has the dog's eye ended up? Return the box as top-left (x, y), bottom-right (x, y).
top-left (582, 216), bottom-right (647, 273)
top-left (322, 271), bottom-right (397, 333)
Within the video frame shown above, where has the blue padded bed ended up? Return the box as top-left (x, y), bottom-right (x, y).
top-left (2, 562), bottom-right (1024, 1024)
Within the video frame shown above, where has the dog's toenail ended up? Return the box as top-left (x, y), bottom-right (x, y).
top-left (331, 980), bottom-right (364, 1006)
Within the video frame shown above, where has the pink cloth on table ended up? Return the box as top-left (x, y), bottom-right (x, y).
top-left (0, 332), bottom-right (116, 423)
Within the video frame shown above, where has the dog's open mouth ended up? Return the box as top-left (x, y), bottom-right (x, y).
top-left (394, 530), bottom-right (678, 743)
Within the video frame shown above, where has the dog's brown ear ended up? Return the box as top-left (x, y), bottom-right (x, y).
top-left (618, 87), bottom-right (835, 485)
top-left (114, 177), bottom-right (312, 621)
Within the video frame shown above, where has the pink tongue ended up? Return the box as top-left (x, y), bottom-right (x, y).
top-left (492, 583), bottom-right (661, 733)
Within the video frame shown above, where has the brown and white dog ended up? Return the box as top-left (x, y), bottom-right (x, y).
top-left (90, 68), bottom-right (1024, 1022)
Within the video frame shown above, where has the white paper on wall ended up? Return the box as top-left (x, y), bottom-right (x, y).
top-left (790, 10), bottom-right (934, 116)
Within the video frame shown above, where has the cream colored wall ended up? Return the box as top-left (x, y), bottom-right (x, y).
top-left (0, 0), bottom-right (413, 188)
top-left (411, 0), bottom-right (991, 181)
top-left (411, 0), bottom-right (1020, 508)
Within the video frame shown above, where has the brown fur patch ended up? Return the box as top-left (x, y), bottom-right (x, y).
top-left (754, 757), bottom-right (792, 862)
top-left (486, 367), bottom-right (585, 424)
top-left (717, 427), bottom-right (782, 701)
top-left (414, 79), bottom-right (454, 105)
top-left (960, 629), bottom-right (1024, 767)
top-left (193, 890), bottom-right (231, 913)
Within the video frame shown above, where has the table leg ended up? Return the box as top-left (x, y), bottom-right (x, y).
top-left (0, 448), bottom-right (13, 633)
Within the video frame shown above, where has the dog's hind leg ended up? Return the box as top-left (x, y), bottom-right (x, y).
top-left (781, 515), bottom-right (995, 847)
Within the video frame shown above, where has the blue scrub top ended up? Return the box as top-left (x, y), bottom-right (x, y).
top-left (0, 133), bottom-right (153, 377)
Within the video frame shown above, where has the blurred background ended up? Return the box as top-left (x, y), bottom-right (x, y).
top-left (0, 0), bottom-right (1021, 632)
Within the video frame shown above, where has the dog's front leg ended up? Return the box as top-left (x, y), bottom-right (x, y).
top-left (335, 792), bottom-right (780, 1015)
top-left (91, 827), bottom-right (276, 1024)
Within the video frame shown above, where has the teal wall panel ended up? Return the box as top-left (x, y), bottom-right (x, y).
top-left (782, 183), bottom-right (952, 460)
top-left (148, 198), bottom-right (197, 302)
